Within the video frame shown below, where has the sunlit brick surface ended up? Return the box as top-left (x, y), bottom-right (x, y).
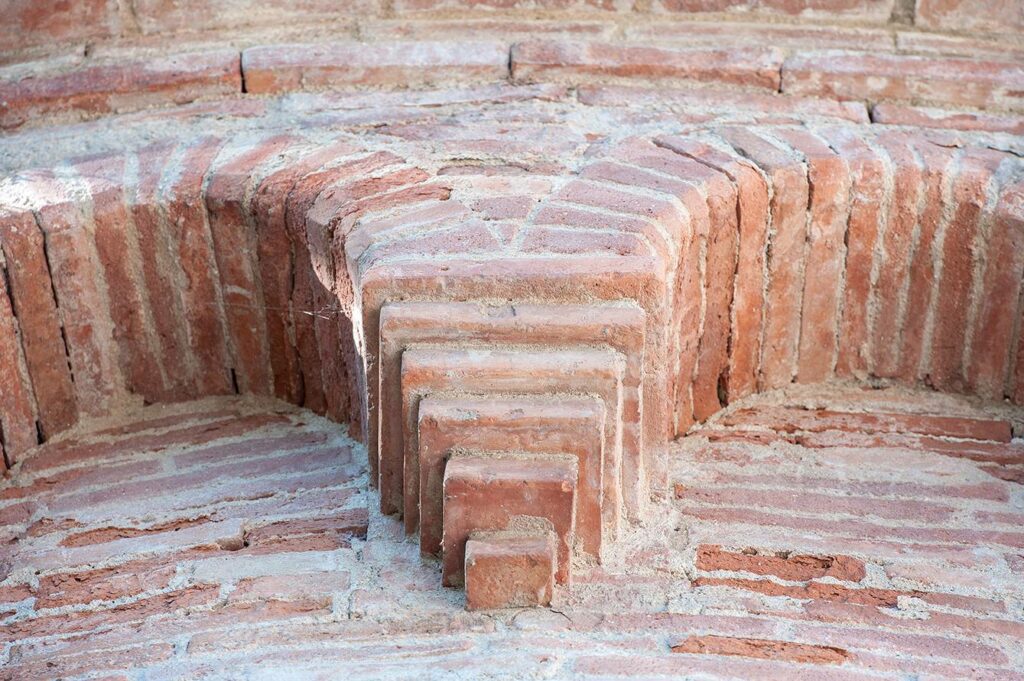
top-left (1, 387), bottom-right (1021, 678)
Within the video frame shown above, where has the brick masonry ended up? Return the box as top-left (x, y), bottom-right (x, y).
top-left (0, 4), bottom-right (1023, 675)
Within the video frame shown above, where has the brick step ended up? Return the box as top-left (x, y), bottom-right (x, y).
top-left (417, 393), bottom-right (605, 558)
top-left (400, 346), bottom-right (625, 542)
top-left (375, 300), bottom-right (648, 519)
top-left (465, 532), bottom-right (557, 611)
top-left (442, 453), bottom-right (577, 587)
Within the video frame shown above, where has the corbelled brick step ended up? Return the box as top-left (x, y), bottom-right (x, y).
top-left (401, 346), bottom-right (625, 543)
top-left (375, 301), bottom-right (647, 518)
top-left (417, 394), bottom-right (605, 557)
top-left (464, 532), bottom-right (557, 610)
top-left (442, 454), bottom-right (576, 587)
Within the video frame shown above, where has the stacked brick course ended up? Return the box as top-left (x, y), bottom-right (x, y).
top-left (0, 1), bottom-right (1022, 670)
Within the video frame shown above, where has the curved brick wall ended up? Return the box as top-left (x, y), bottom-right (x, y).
top-left (1, 2), bottom-right (1022, 606)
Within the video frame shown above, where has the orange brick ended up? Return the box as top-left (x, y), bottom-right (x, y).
top-left (401, 346), bottom-right (625, 541)
top-left (242, 41), bottom-right (509, 94)
top-left (375, 301), bottom-right (646, 519)
top-left (513, 41), bottom-right (783, 91)
top-left (465, 534), bottom-right (556, 610)
top-left (417, 394), bottom-right (605, 557)
top-left (442, 455), bottom-right (576, 587)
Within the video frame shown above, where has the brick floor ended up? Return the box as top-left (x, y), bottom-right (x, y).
top-left (1, 386), bottom-right (1021, 679)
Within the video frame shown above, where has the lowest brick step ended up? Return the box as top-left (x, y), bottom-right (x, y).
top-left (442, 454), bottom-right (577, 588)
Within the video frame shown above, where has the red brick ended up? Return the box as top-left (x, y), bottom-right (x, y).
top-left (162, 138), bottom-right (234, 396)
top-left (782, 52), bottom-right (1024, 112)
top-left (579, 85), bottom-right (868, 122)
top-left (897, 141), bottom-right (956, 381)
top-left (0, 210), bottom-right (76, 439)
top-left (626, 20), bottom-right (894, 52)
top-left (0, 0), bottom-right (118, 54)
top-left (0, 246), bottom-right (38, 464)
top-left (608, 142), bottom-right (740, 423)
top-left (775, 128), bottom-right (850, 383)
top-left (35, 193), bottom-right (126, 416)
top-left (0, 584), bottom-right (219, 643)
top-left (128, 143), bottom-right (195, 401)
top-left (672, 634), bottom-right (851, 665)
top-left (465, 534), bottom-right (556, 610)
top-left (656, 136), bottom-right (770, 402)
top-left (35, 557), bottom-right (177, 609)
top-left (719, 128), bottom-right (808, 390)
top-left (376, 301), bottom-right (646, 520)
top-left (512, 41), bottom-right (782, 91)
top-left (417, 395), bottom-right (605, 557)
top-left (242, 41), bottom-right (509, 94)
top-left (442, 455), bottom-right (576, 587)
top-left (967, 179), bottom-right (1024, 400)
top-left (131, 0), bottom-right (373, 34)
top-left (400, 346), bottom-right (625, 540)
top-left (816, 127), bottom-right (886, 379)
top-left (655, 0), bottom-right (894, 20)
top-left (227, 572), bottom-right (351, 603)
top-left (0, 50), bottom-right (242, 129)
top-left (895, 31), bottom-right (1024, 62)
top-left (929, 150), bottom-right (1004, 392)
top-left (1, 641), bottom-right (174, 681)
top-left (720, 405), bottom-right (1012, 442)
top-left (695, 544), bottom-right (866, 582)
top-left (868, 132), bottom-right (922, 378)
top-left (204, 136), bottom-right (297, 397)
top-left (679, 485), bottom-right (954, 523)
top-left (75, 154), bottom-right (167, 403)
top-left (915, 0), bottom-right (1023, 34)
top-left (873, 104), bottom-right (1024, 136)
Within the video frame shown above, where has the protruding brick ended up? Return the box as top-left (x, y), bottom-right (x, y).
top-left (782, 52), bottom-right (1024, 112)
top-left (417, 395), bottom-right (605, 557)
top-left (242, 41), bottom-right (510, 94)
top-left (401, 346), bottom-right (625, 541)
top-left (512, 41), bottom-right (783, 91)
top-left (376, 301), bottom-right (645, 519)
top-left (442, 455), bottom-right (576, 587)
top-left (465, 533), bottom-right (556, 610)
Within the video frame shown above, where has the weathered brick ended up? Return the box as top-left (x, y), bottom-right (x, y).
top-left (873, 104), bottom-right (1024, 136)
top-left (817, 127), bottom-right (887, 379)
top-left (771, 129), bottom-right (850, 383)
top-left (417, 395), bottom-right (605, 557)
top-left (242, 41), bottom-right (509, 94)
top-left (695, 544), bottom-right (867, 582)
top-left (0, 50), bottom-right (242, 129)
top-left (0, 210), bottom-right (76, 439)
top-left (513, 41), bottom-right (783, 91)
top-left (782, 52), bottom-right (1024, 112)
top-left (75, 154), bottom-right (168, 404)
top-left (0, 246), bottom-right (38, 464)
top-left (672, 635), bottom-right (850, 665)
top-left (131, 0), bottom-right (373, 34)
top-left (442, 455), bottom-right (576, 587)
top-left (914, 0), bottom-right (1023, 34)
top-left (465, 533), bottom-right (556, 610)
top-left (719, 127), bottom-right (809, 390)
top-left (401, 346), bottom-right (625, 540)
top-left (897, 140), bottom-right (956, 381)
top-left (719, 406), bottom-right (1012, 442)
top-left (929, 149), bottom-right (1005, 392)
top-left (376, 301), bottom-right (646, 519)
top-left (0, 0), bottom-right (118, 54)
top-left (967, 179), bottom-right (1024, 400)
top-left (35, 191), bottom-right (127, 416)
top-left (162, 138), bottom-right (235, 396)
top-left (204, 136), bottom-right (297, 397)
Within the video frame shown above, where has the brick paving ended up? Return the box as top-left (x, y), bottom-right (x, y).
top-left (1, 385), bottom-right (1021, 679)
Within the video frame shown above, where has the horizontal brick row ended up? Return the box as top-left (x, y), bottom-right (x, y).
top-left (4, 35), bottom-right (1024, 131)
